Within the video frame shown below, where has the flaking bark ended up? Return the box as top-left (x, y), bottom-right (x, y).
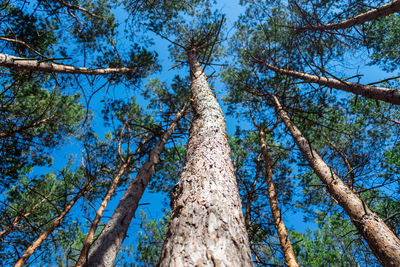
top-left (158, 49), bottom-right (252, 267)
top-left (0, 53), bottom-right (136, 75)
top-left (271, 94), bottom-right (400, 267)
top-left (297, 0), bottom-right (400, 31)
top-left (259, 128), bottom-right (299, 267)
top-left (259, 61), bottom-right (400, 105)
top-left (84, 107), bottom-right (185, 267)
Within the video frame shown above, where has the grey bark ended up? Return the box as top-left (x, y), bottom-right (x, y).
top-left (158, 49), bottom-right (252, 267)
top-left (271, 94), bottom-right (400, 267)
top-left (297, 0), bottom-right (400, 31)
top-left (84, 108), bottom-right (185, 267)
top-left (259, 61), bottom-right (400, 105)
top-left (0, 53), bottom-right (135, 75)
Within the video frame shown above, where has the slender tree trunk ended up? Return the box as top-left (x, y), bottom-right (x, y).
top-left (271, 94), bottom-right (400, 267)
top-left (0, 53), bottom-right (136, 75)
top-left (258, 61), bottom-right (400, 105)
top-left (158, 49), bottom-right (252, 266)
top-left (75, 161), bottom-right (130, 267)
top-left (14, 180), bottom-right (94, 267)
top-left (297, 0), bottom-right (400, 31)
top-left (84, 107), bottom-right (185, 267)
top-left (258, 128), bottom-right (299, 267)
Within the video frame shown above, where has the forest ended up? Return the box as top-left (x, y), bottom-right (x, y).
top-left (1, 0), bottom-right (400, 266)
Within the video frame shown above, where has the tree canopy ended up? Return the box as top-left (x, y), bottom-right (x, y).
top-left (1, 0), bottom-right (399, 266)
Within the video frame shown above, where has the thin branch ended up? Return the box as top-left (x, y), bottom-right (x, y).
top-left (297, 0), bottom-right (400, 32)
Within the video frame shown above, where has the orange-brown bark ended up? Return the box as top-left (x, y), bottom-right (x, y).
top-left (14, 181), bottom-right (93, 267)
top-left (271, 94), bottom-right (400, 267)
top-left (259, 128), bottom-right (299, 267)
top-left (259, 61), bottom-right (400, 105)
top-left (297, 0), bottom-right (400, 31)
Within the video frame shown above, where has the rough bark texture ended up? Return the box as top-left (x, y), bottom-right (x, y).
top-left (260, 61), bottom-right (400, 105)
top-left (271, 94), bottom-right (400, 267)
top-left (0, 53), bottom-right (135, 75)
top-left (14, 181), bottom-right (93, 267)
top-left (297, 0), bottom-right (400, 31)
top-left (84, 108), bottom-right (185, 267)
top-left (259, 129), bottom-right (299, 267)
top-left (75, 161), bottom-right (129, 267)
top-left (158, 50), bottom-right (252, 267)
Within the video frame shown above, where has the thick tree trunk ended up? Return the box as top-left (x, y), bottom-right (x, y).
top-left (259, 128), bottom-right (299, 267)
top-left (271, 94), bottom-right (400, 267)
top-left (84, 107), bottom-right (185, 267)
top-left (0, 53), bottom-right (136, 75)
top-left (259, 61), bottom-right (400, 105)
top-left (297, 0), bottom-right (400, 31)
top-left (75, 161), bottom-right (130, 267)
top-left (14, 181), bottom-right (93, 267)
top-left (158, 49), bottom-right (252, 267)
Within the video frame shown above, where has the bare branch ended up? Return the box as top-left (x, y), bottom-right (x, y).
top-left (0, 53), bottom-right (137, 76)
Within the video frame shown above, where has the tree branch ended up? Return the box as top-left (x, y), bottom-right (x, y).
top-left (0, 53), bottom-right (137, 75)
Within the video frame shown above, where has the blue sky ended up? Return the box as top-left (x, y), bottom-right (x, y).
top-left (21, 0), bottom-right (399, 264)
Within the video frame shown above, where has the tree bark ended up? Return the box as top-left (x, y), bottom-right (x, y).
top-left (158, 49), bottom-right (252, 267)
top-left (0, 53), bottom-right (136, 75)
top-left (14, 180), bottom-right (94, 267)
top-left (84, 107), bottom-right (185, 267)
top-left (259, 61), bottom-right (400, 105)
top-left (297, 0), bottom-right (400, 31)
top-left (271, 94), bottom-right (400, 267)
top-left (75, 161), bottom-right (129, 267)
top-left (258, 128), bottom-right (299, 267)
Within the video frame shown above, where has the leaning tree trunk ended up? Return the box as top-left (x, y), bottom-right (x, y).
top-left (75, 160), bottom-right (130, 267)
top-left (158, 49), bottom-right (252, 266)
top-left (14, 180), bottom-right (94, 267)
top-left (259, 128), bottom-right (299, 267)
top-left (271, 94), bottom-right (400, 267)
top-left (84, 107), bottom-right (185, 267)
top-left (297, 0), bottom-right (400, 31)
top-left (258, 61), bottom-right (400, 105)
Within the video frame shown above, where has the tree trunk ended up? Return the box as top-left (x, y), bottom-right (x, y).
top-left (75, 161), bottom-right (130, 267)
top-left (271, 94), bottom-right (400, 267)
top-left (14, 180), bottom-right (94, 267)
top-left (0, 53), bottom-right (136, 75)
top-left (297, 0), bottom-right (400, 31)
top-left (158, 49), bottom-right (252, 267)
top-left (258, 128), bottom-right (299, 267)
top-left (84, 107), bottom-right (185, 267)
top-left (258, 61), bottom-right (400, 105)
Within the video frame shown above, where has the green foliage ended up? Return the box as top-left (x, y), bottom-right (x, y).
top-left (365, 14), bottom-right (400, 71)
top-left (134, 210), bottom-right (170, 266)
top-left (0, 78), bottom-right (84, 188)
